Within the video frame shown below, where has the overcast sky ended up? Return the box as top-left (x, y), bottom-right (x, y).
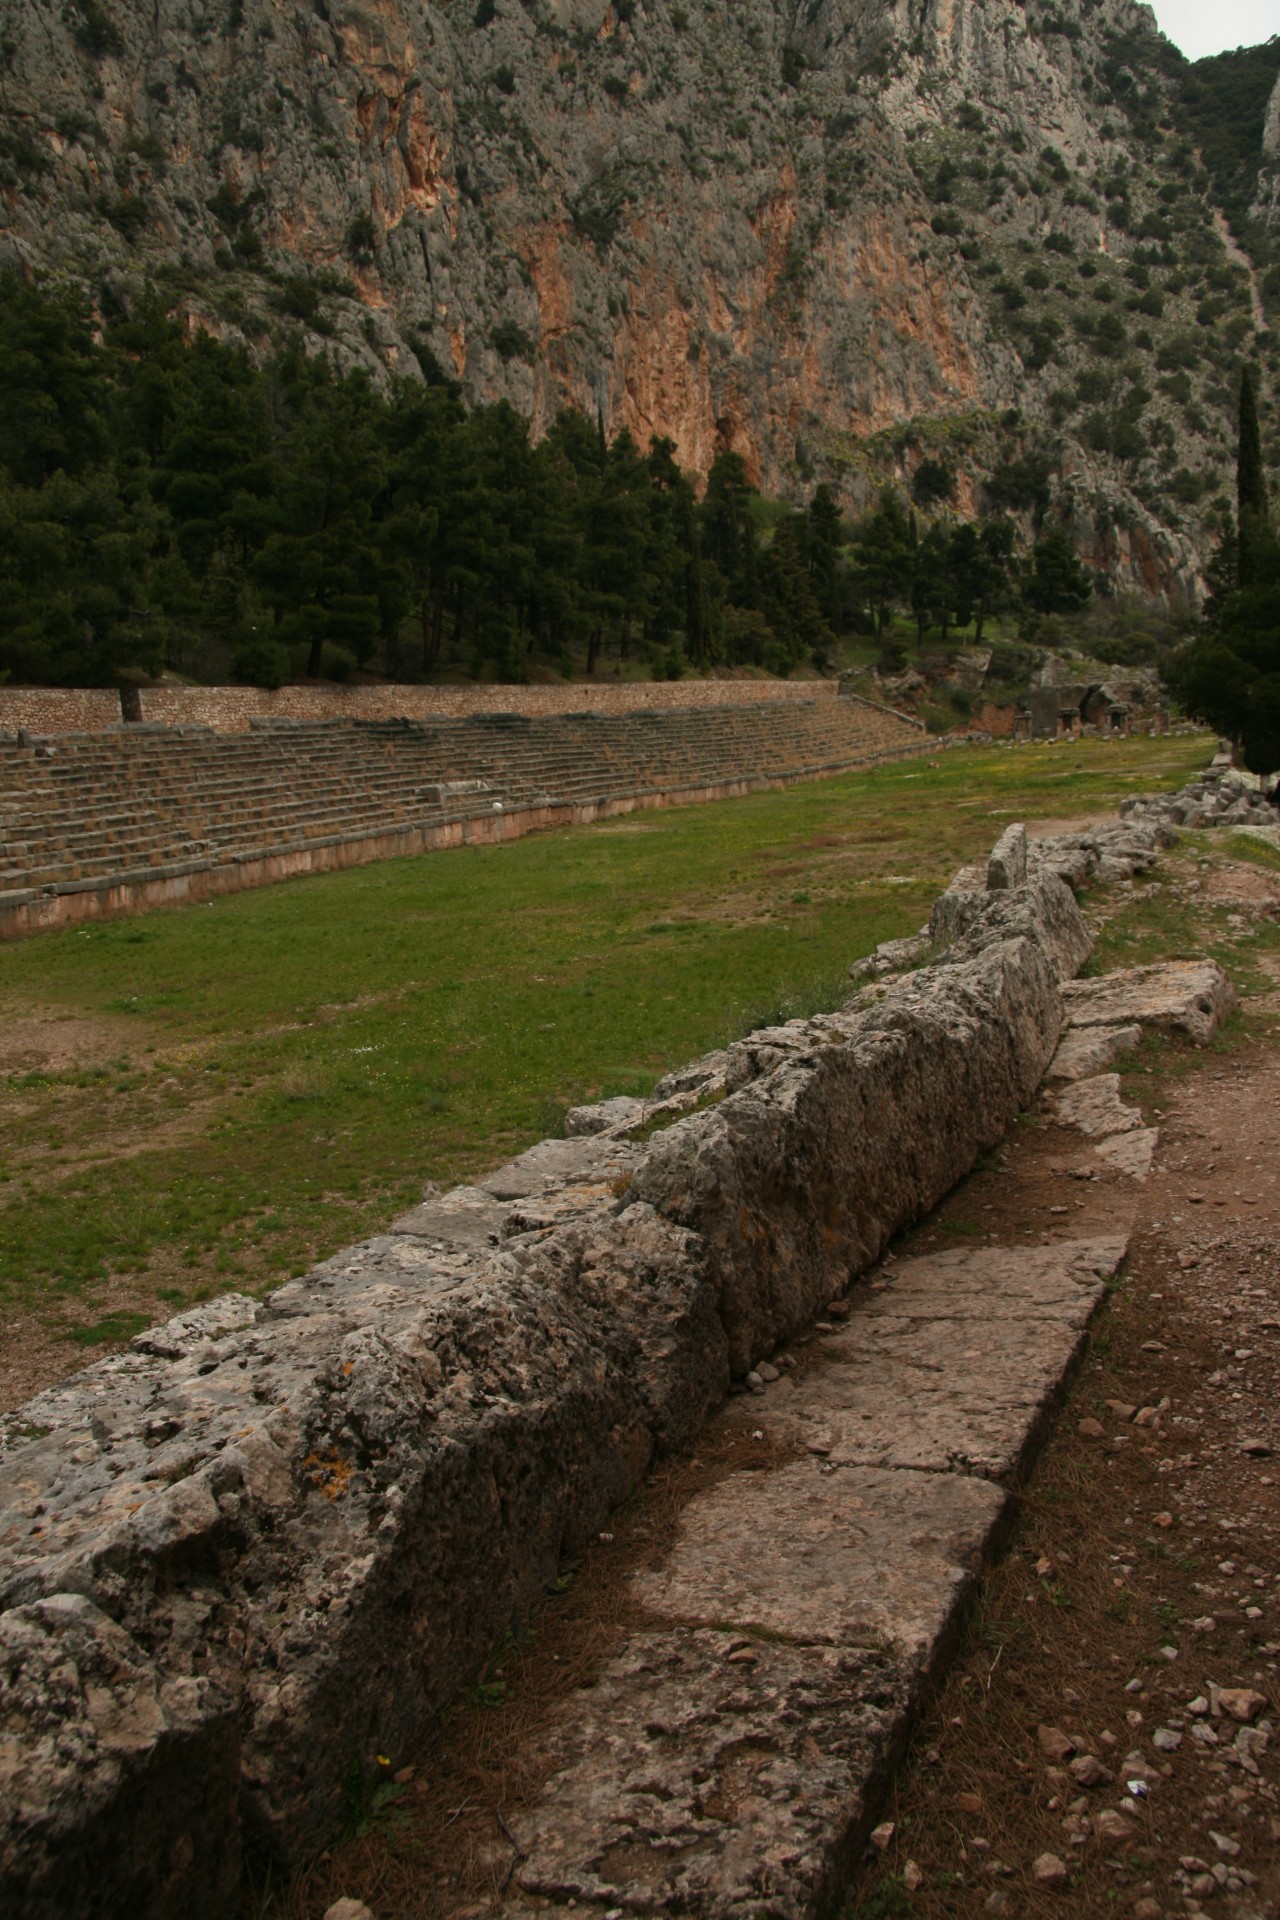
top-left (1147, 0), bottom-right (1278, 61)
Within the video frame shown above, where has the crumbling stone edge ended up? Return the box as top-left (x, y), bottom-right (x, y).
top-left (0, 811), bottom-right (1185, 1916)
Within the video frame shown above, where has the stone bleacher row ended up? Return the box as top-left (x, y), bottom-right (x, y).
top-left (0, 697), bottom-right (923, 929)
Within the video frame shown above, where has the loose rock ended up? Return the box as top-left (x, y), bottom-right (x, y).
top-left (1032, 1852), bottom-right (1070, 1885)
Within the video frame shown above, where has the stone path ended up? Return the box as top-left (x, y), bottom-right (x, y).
top-left (496, 1240), bottom-right (1123, 1920)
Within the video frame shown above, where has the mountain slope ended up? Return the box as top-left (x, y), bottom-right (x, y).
top-left (1, 0), bottom-right (1278, 600)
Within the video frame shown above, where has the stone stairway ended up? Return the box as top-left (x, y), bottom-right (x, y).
top-left (0, 698), bottom-right (923, 932)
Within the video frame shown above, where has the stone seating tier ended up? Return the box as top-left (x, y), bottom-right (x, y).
top-left (0, 701), bottom-right (924, 919)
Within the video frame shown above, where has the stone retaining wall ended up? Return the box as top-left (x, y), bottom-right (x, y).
top-left (0, 678), bottom-right (840, 737)
top-left (0, 815), bottom-right (1185, 1916)
top-left (0, 688), bottom-right (124, 734)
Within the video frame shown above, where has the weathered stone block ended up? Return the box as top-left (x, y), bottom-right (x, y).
top-left (632, 933), bottom-right (1063, 1373)
top-left (987, 821), bottom-right (1028, 890)
top-left (0, 1203), bottom-right (725, 1898)
top-left (1062, 960), bottom-right (1235, 1045)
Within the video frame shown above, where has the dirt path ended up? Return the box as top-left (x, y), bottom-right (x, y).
top-left (846, 1037), bottom-right (1280, 1920)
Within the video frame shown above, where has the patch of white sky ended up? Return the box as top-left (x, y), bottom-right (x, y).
top-left (1147, 1), bottom-right (1278, 63)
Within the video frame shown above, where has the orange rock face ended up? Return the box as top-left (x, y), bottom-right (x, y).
top-left (0, 0), bottom-right (1236, 595)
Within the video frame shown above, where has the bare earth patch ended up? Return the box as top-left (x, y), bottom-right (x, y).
top-left (0, 1008), bottom-right (141, 1074)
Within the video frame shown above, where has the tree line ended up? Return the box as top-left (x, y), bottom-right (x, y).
top-left (1170, 365), bottom-right (1280, 774)
top-left (0, 277), bottom-right (1092, 689)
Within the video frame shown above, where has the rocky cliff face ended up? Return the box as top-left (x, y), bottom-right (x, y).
top-left (1254, 67), bottom-right (1280, 228)
top-left (1, 0), bottom-right (1277, 598)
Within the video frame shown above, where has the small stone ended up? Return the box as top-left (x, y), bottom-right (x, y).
top-left (1036, 1555), bottom-right (1056, 1579)
top-left (1187, 1696), bottom-right (1210, 1716)
top-left (1192, 1616), bottom-right (1217, 1633)
top-left (1106, 1401), bottom-right (1138, 1421)
top-left (1209, 1832), bottom-right (1241, 1857)
top-left (1078, 1417), bottom-right (1105, 1438)
top-left (870, 1820), bottom-right (895, 1851)
top-left (1239, 1438), bottom-right (1273, 1457)
top-left (1217, 1688), bottom-right (1266, 1724)
top-left (825, 1299), bottom-right (852, 1319)
top-left (324, 1903), bottom-right (375, 1920)
top-left (1133, 1900), bottom-right (1163, 1920)
top-left (1152, 1728), bottom-right (1182, 1752)
top-left (726, 1646), bottom-right (758, 1666)
top-left (903, 1859), bottom-right (923, 1892)
top-left (1032, 1853), bottom-right (1070, 1886)
top-left (1039, 1725), bottom-right (1076, 1762)
top-left (956, 1791), bottom-right (983, 1814)
top-left (1190, 1873), bottom-right (1217, 1898)
top-left (1152, 1511), bottom-right (1174, 1529)
top-left (756, 1362), bottom-right (780, 1383)
top-left (744, 1370), bottom-right (765, 1394)
top-left (1095, 1808), bottom-right (1133, 1844)
top-left (1070, 1753), bottom-right (1114, 1787)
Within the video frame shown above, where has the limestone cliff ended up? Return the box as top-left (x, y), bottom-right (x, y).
top-left (0, 0), bottom-right (1277, 599)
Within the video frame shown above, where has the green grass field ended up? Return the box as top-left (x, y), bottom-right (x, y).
top-left (0, 734), bottom-right (1207, 1349)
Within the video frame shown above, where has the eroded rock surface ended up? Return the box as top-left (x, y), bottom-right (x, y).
top-left (1062, 960), bottom-right (1236, 1046)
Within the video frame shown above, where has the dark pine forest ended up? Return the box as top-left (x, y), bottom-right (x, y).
top-left (0, 279), bottom-right (1096, 692)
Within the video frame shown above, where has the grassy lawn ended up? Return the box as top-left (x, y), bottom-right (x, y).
top-left (0, 734), bottom-right (1207, 1347)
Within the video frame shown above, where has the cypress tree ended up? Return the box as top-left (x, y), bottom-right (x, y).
top-left (1237, 364), bottom-right (1269, 587)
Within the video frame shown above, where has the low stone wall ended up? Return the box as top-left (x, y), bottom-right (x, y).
top-left (0, 688), bottom-right (124, 734)
top-left (138, 678), bottom-right (839, 729)
top-left (0, 818), bottom-right (1174, 1916)
top-left (0, 679), bottom-right (840, 737)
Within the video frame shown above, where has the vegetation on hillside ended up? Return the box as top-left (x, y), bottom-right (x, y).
top-left (1, 278), bottom-right (1118, 691)
top-left (1173, 38), bottom-right (1280, 261)
top-left (1169, 365), bottom-right (1280, 772)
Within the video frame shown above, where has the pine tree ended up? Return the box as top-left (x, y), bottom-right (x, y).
top-left (1237, 364), bottom-right (1269, 588)
top-left (1168, 366), bottom-right (1280, 774)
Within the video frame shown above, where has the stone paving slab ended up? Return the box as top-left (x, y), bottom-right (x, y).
top-left (489, 1238), bottom-right (1128, 1918)
top-left (504, 1631), bottom-right (915, 1920)
top-left (1047, 1021), bottom-right (1142, 1082)
top-left (633, 1460), bottom-right (1008, 1661)
top-left (723, 1241), bottom-right (1123, 1479)
top-left (1048, 1072), bottom-right (1142, 1136)
top-left (1061, 959), bottom-right (1235, 1044)
top-left (1093, 1126), bottom-right (1160, 1178)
